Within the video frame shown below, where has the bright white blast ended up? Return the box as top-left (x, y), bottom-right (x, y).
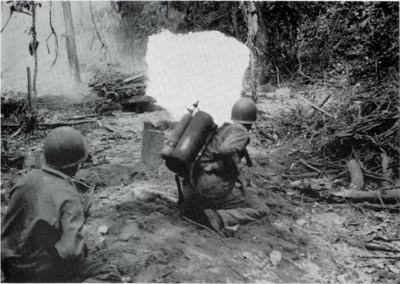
top-left (146, 30), bottom-right (250, 126)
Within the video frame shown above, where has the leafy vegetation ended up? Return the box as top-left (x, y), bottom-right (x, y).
top-left (118, 1), bottom-right (398, 84)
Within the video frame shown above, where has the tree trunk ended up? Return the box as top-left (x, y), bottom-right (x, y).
top-left (255, 3), bottom-right (270, 85)
top-left (61, 1), bottom-right (81, 83)
top-left (231, 4), bottom-right (239, 39)
top-left (31, 2), bottom-right (38, 111)
top-left (27, 67), bottom-right (32, 112)
top-left (241, 1), bottom-right (259, 101)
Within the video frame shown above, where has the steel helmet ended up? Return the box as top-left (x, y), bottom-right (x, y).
top-left (231, 97), bottom-right (257, 124)
top-left (44, 127), bottom-right (88, 170)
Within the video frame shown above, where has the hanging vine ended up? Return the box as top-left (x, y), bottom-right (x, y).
top-left (45, 1), bottom-right (58, 67)
top-left (1, 1), bottom-right (33, 33)
top-left (89, 0), bottom-right (110, 57)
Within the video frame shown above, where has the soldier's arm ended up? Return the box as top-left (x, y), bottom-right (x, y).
top-left (216, 127), bottom-right (250, 156)
top-left (54, 198), bottom-right (87, 260)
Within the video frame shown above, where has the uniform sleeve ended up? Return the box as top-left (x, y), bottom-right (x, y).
top-left (54, 198), bottom-right (87, 260)
top-left (217, 126), bottom-right (250, 156)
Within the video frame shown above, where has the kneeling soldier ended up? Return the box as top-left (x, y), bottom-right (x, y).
top-left (181, 98), bottom-right (270, 236)
top-left (1, 127), bottom-right (121, 283)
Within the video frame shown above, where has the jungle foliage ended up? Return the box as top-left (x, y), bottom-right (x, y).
top-left (115, 1), bottom-right (399, 86)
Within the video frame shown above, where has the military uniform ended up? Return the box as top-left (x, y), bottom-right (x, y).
top-left (1, 167), bottom-right (121, 283)
top-left (182, 122), bottom-right (269, 227)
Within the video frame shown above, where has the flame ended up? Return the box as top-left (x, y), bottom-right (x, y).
top-left (146, 30), bottom-right (250, 125)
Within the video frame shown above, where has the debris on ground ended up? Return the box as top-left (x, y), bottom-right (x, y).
top-left (88, 73), bottom-right (155, 114)
top-left (1, 90), bottom-right (399, 282)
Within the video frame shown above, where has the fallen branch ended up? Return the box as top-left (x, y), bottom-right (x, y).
top-left (358, 203), bottom-right (400, 212)
top-left (65, 114), bottom-right (96, 121)
top-left (287, 147), bottom-right (303, 156)
top-left (97, 120), bottom-right (114, 133)
top-left (359, 254), bottom-right (400, 259)
top-left (331, 189), bottom-right (400, 204)
top-left (10, 127), bottom-right (23, 138)
top-left (300, 95), bottom-right (333, 118)
top-left (122, 73), bottom-right (147, 85)
top-left (182, 216), bottom-right (231, 248)
top-left (363, 171), bottom-right (395, 185)
top-left (282, 256), bottom-right (306, 273)
top-left (79, 92), bottom-right (97, 104)
top-left (2, 120), bottom-right (98, 130)
top-left (347, 159), bottom-right (364, 191)
top-left (305, 93), bottom-right (332, 118)
top-left (300, 158), bottom-right (321, 173)
top-left (375, 185), bottom-right (400, 191)
top-left (365, 243), bottom-right (400, 253)
top-left (38, 119), bottom-right (98, 128)
top-left (227, 264), bottom-right (250, 281)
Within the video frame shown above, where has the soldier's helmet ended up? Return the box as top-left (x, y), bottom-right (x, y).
top-left (231, 97), bottom-right (257, 124)
top-left (44, 127), bottom-right (88, 170)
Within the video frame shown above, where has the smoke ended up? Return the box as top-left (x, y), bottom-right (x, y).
top-left (1, 2), bottom-right (142, 100)
top-left (146, 30), bottom-right (250, 125)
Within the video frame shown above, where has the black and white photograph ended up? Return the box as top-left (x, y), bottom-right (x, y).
top-left (1, 1), bottom-right (399, 282)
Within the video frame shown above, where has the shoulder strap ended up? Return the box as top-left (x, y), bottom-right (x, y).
top-left (188, 126), bottom-right (218, 187)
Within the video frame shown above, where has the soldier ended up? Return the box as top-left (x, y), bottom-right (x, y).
top-left (1, 127), bottom-right (121, 282)
top-left (181, 98), bottom-right (270, 236)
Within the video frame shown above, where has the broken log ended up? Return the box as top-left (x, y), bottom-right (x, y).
top-left (331, 189), bottom-right (400, 204)
top-left (347, 159), bottom-right (364, 191)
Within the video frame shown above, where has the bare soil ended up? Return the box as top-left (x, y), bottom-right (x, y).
top-left (1, 99), bottom-right (399, 283)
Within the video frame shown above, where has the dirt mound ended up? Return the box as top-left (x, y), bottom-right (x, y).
top-left (76, 162), bottom-right (162, 188)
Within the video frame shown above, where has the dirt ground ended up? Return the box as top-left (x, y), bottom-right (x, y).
top-left (1, 97), bottom-right (399, 283)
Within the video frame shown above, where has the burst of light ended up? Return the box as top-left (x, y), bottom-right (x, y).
top-left (146, 30), bottom-right (250, 125)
